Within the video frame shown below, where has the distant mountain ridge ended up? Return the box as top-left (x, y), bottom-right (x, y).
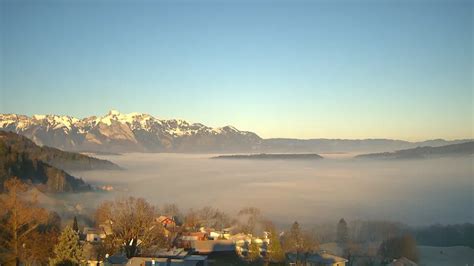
top-left (259, 138), bottom-right (472, 153)
top-left (355, 141), bottom-right (474, 160)
top-left (0, 110), bottom-right (471, 153)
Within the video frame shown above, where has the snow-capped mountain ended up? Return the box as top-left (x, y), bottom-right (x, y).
top-left (1, 110), bottom-right (470, 154)
top-left (0, 110), bottom-right (262, 153)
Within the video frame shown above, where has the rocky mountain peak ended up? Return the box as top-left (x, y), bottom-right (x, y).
top-left (0, 110), bottom-right (261, 153)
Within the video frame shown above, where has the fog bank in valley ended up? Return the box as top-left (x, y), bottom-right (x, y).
top-left (72, 153), bottom-right (473, 226)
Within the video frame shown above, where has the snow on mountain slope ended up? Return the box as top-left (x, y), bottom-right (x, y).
top-left (2, 110), bottom-right (468, 154)
top-left (0, 110), bottom-right (262, 153)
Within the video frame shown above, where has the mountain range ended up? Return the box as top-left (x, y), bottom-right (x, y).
top-left (0, 110), bottom-right (260, 153)
top-left (0, 110), bottom-right (471, 153)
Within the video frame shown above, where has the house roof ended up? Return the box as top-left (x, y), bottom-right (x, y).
top-left (83, 227), bottom-right (102, 235)
top-left (106, 254), bottom-right (129, 264)
top-left (99, 223), bottom-right (113, 235)
top-left (315, 252), bottom-right (348, 263)
top-left (127, 257), bottom-right (166, 266)
top-left (157, 216), bottom-right (174, 223)
top-left (127, 256), bottom-right (207, 266)
top-left (388, 257), bottom-right (418, 266)
top-left (184, 255), bottom-right (207, 261)
top-left (155, 248), bottom-right (188, 258)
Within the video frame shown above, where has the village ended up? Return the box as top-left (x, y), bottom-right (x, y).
top-left (74, 205), bottom-right (419, 266)
top-left (81, 213), bottom-right (350, 266)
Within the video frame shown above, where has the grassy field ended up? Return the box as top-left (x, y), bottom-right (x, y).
top-left (320, 243), bottom-right (474, 266)
top-left (418, 245), bottom-right (474, 266)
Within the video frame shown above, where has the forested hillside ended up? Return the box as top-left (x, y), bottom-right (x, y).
top-left (0, 131), bottom-right (120, 171)
top-left (0, 132), bottom-right (104, 192)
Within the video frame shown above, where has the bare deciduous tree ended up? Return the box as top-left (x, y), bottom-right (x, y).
top-left (198, 206), bottom-right (232, 230)
top-left (183, 208), bottom-right (200, 230)
top-left (0, 177), bottom-right (49, 265)
top-left (183, 207), bottom-right (231, 231)
top-left (237, 207), bottom-right (262, 235)
top-left (95, 197), bottom-right (166, 258)
top-left (161, 203), bottom-right (183, 220)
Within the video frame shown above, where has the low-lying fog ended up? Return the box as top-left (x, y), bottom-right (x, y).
top-left (72, 153), bottom-right (473, 226)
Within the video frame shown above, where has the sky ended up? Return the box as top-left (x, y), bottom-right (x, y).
top-left (0, 0), bottom-right (472, 140)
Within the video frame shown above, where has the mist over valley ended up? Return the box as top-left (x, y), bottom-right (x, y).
top-left (71, 153), bottom-right (473, 226)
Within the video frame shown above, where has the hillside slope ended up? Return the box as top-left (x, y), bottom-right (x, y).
top-left (355, 141), bottom-right (474, 160)
top-left (0, 131), bottom-right (120, 171)
top-left (0, 132), bottom-right (119, 192)
top-left (0, 144), bottom-right (89, 192)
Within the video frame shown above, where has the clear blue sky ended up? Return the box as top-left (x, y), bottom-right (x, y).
top-left (1, 0), bottom-right (472, 140)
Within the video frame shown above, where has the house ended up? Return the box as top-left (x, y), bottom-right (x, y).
top-left (99, 221), bottom-right (114, 236)
top-left (387, 257), bottom-right (418, 266)
top-left (191, 240), bottom-right (236, 254)
top-left (288, 251), bottom-right (348, 266)
top-left (179, 232), bottom-right (208, 249)
top-left (127, 256), bottom-right (207, 266)
top-left (208, 231), bottom-right (224, 240)
top-left (184, 232), bottom-right (208, 241)
top-left (229, 233), bottom-right (251, 246)
top-left (230, 233), bottom-right (269, 257)
top-left (84, 227), bottom-right (106, 242)
top-left (104, 254), bottom-right (129, 266)
top-left (199, 227), bottom-right (230, 240)
top-left (156, 216), bottom-right (176, 229)
top-left (125, 248), bottom-right (208, 266)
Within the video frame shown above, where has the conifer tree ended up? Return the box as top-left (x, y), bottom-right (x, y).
top-left (72, 216), bottom-right (79, 233)
top-left (267, 229), bottom-right (285, 263)
top-left (287, 221), bottom-right (302, 252)
top-left (49, 226), bottom-right (83, 266)
top-left (286, 221), bottom-right (303, 264)
top-left (337, 218), bottom-right (349, 245)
